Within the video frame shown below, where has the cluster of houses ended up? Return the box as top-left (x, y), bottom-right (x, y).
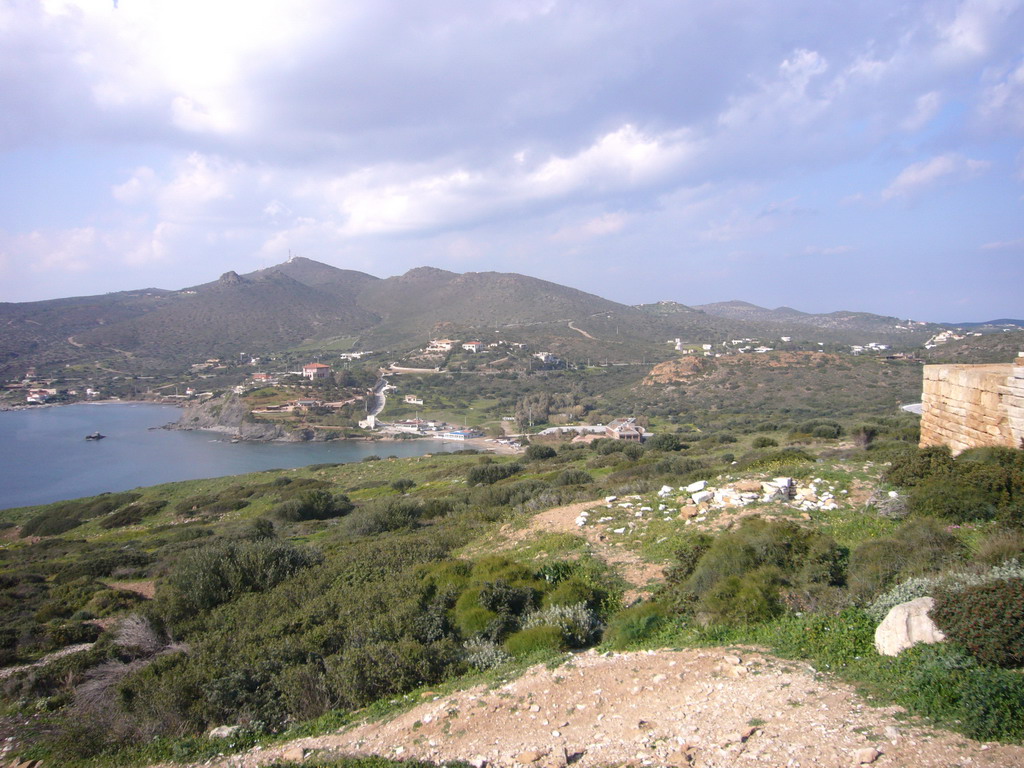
top-left (425, 338), bottom-right (532, 355)
top-left (850, 342), bottom-right (890, 354)
top-left (535, 416), bottom-right (646, 442)
top-left (388, 418), bottom-right (484, 441)
top-left (670, 338), bottom-right (803, 356)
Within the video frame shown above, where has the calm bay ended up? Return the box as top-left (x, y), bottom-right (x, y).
top-left (0, 403), bottom-right (459, 510)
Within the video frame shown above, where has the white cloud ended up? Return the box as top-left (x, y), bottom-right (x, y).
top-left (882, 153), bottom-right (989, 199)
top-left (803, 245), bottom-right (854, 256)
top-left (552, 212), bottom-right (629, 241)
top-left (718, 49), bottom-right (831, 130)
top-left (979, 57), bottom-right (1024, 130)
top-left (323, 124), bottom-right (696, 236)
top-left (901, 91), bottom-right (943, 131)
top-left (112, 167), bottom-right (158, 204)
top-left (934, 0), bottom-right (1021, 63)
top-left (981, 237), bottom-right (1024, 249)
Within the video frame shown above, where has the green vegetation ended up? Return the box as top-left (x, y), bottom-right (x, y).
top-left (4, 356), bottom-right (1024, 765)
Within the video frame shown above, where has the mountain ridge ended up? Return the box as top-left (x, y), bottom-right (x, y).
top-left (0, 257), bottom-right (948, 376)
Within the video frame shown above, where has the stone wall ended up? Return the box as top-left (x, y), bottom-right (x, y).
top-left (919, 355), bottom-right (1024, 454)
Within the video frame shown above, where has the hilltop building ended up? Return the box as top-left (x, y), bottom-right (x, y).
top-left (302, 363), bottom-right (331, 380)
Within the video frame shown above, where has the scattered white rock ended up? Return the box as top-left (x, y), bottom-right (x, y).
top-left (208, 725), bottom-right (242, 739)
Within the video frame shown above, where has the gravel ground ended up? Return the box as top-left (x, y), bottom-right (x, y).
top-left (182, 647), bottom-right (1024, 768)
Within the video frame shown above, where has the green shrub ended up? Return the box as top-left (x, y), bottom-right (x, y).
top-left (896, 644), bottom-right (1024, 742)
top-left (932, 578), bottom-right (1024, 668)
top-left (274, 490), bottom-right (353, 521)
top-left (454, 602), bottom-right (499, 638)
top-left (467, 462), bottom-right (523, 485)
top-left (504, 625), bottom-right (566, 656)
top-left (543, 578), bottom-right (603, 610)
top-left (100, 499), bottom-right (169, 528)
top-left (644, 433), bottom-right (683, 452)
top-left (161, 538), bottom-right (322, 621)
top-left (699, 567), bottom-right (784, 625)
top-left (35, 577), bottom-right (104, 621)
top-left (21, 510), bottom-right (83, 537)
top-left (603, 602), bottom-right (669, 649)
top-left (553, 469), bottom-right (593, 486)
top-left (752, 436), bottom-right (778, 448)
top-left (521, 603), bottom-right (601, 648)
top-left (866, 559), bottom-right (1024, 621)
top-left (975, 528), bottom-right (1024, 565)
top-left (525, 445), bottom-right (557, 461)
top-left (341, 498), bottom-right (425, 536)
top-left (884, 445), bottom-right (955, 487)
top-left (739, 448), bottom-right (813, 471)
top-left (847, 518), bottom-right (965, 602)
top-left (42, 620), bottom-right (102, 649)
top-left (390, 478), bottom-right (416, 492)
top-left (907, 475), bottom-right (997, 522)
top-left (686, 519), bottom-right (845, 598)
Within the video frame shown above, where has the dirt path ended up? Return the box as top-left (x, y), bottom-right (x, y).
top-left (567, 321), bottom-right (595, 340)
top-left (491, 501), bottom-right (665, 602)
top-left (0, 643), bottom-right (94, 680)
top-left (184, 648), bottom-right (1024, 768)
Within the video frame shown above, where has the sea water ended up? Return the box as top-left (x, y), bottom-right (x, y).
top-left (0, 403), bottom-right (458, 510)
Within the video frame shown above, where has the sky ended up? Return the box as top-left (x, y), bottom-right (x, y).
top-left (0, 0), bottom-right (1022, 322)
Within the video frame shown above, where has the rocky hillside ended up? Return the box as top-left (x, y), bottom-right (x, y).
top-left (170, 393), bottom-right (298, 441)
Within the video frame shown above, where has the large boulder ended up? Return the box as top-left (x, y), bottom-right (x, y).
top-left (874, 596), bottom-right (946, 656)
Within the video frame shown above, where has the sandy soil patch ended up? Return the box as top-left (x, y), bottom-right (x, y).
top-left (193, 647), bottom-right (1024, 768)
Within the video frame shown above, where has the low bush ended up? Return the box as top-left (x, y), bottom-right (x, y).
top-left (273, 490), bottom-right (353, 522)
top-left (847, 518), bottom-right (965, 603)
top-left (602, 602), bottom-right (669, 649)
top-left (504, 625), bottom-right (566, 656)
top-left (682, 519), bottom-right (846, 624)
top-left (100, 499), bottom-right (169, 529)
top-left (752, 436), bottom-right (778, 448)
top-left (21, 511), bottom-right (83, 537)
top-left (524, 445), bottom-right (557, 461)
top-left (932, 578), bottom-right (1024, 668)
top-left (341, 499), bottom-right (426, 537)
top-left (552, 469), bottom-right (593, 486)
top-left (866, 559), bottom-right (1024, 620)
top-left (466, 462), bottom-right (523, 485)
top-left (161, 538), bottom-right (322, 622)
top-left (520, 603), bottom-right (601, 648)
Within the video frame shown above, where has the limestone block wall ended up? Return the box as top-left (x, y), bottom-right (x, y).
top-left (919, 355), bottom-right (1024, 454)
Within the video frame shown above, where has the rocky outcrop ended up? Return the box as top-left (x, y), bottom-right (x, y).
top-left (920, 355), bottom-right (1024, 454)
top-left (874, 597), bottom-right (946, 657)
top-left (168, 394), bottom-right (306, 441)
top-left (643, 356), bottom-right (713, 385)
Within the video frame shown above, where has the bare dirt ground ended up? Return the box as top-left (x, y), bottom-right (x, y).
top-left (0, 643), bottom-right (94, 681)
top-left (106, 579), bottom-right (157, 599)
top-left (488, 501), bottom-right (665, 603)
top-left (184, 647), bottom-right (1024, 768)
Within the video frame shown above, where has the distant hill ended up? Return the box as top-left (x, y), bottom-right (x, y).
top-left (921, 330), bottom-right (1024, 365)
top-left (939, 319), bottom-right (1024, 331)
top-left (694, 300), bottom-right (938, 342)
top-left (0, 257), bottom-right (950, 377)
